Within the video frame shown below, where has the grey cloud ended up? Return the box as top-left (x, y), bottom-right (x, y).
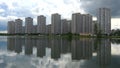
top-left (80, 0), bottom-right (120, 17)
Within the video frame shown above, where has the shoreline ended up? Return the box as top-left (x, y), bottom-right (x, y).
top-left (0, 33), bottom-right (120, 38)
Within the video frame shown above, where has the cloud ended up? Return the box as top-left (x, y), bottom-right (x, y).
top-left (111, 44), bottom-right (120, 55)
top-left (0, 0), bottom-right (85, 31)
top-left (0, 0), bottom-right (119, 30)
top-left (0, 9), bottom-right (5, 13)
top-left (111, 18), bottom-right (120, 29)
top-left (80, 0), bottom-right (120, 18)
top-left (0, 0), bottom-right (84, 18)
top-left (0, 2), bottom-right (34, 18)
top-left (0, 3), bottom-right (8, 17)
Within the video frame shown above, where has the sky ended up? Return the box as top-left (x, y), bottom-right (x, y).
top-left (0, 0), bottom-right (120, 32)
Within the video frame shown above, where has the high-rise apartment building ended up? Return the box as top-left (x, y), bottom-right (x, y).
top-left (78, 14), bottom-right (93, 35)
top-left (67, 20), bottom-right (71, 33)
top-left (32, 25), bottom-right (37, 34)
top-left (22, 26), bottom-right (25, 34)
top-left (46, 24), bottom-right (51, 34)
top-left (71, 13), bottom-right (81, 34)
top-left (61, 19), bottom-right (68, 34)
top-left (71, 13), bottom-right (93, 35)
top-left (37, 15), bottom-right (46, 34)
top-left (8, 21), bottom-right (15, 34)
top-left (93, 20), bottom-right (97, 34)
top-left (15, 19), bottom-right (23, 34)
top-left (25, 17), bottom-right (33, 34)
top-left (97, 8), bottom-right (111, 35)
top-left (84, 14), bottom-right (93, 35)
top-left (7, 12), bottom-right (95, 35)
top-left (51, 13), bottom-right (61, 34)
top-left (61, 19), bottom-right (71, 34)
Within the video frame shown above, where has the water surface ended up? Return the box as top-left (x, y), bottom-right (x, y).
top-left (0, 36), bottom-right (120, 68)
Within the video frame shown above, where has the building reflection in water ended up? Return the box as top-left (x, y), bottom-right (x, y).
top-left (51, 37), bottom-right (61, 60)
top-left (71, 38), bottom-right (93, 60)
top-left (37, 37), bottom-right (46, 57)
top-left (51, 37), bottom-right (71, 60)
top-left (7, 36), bottom-right (15, 51)
top-left (61, 38), bottom-right (71, 54)
top-left (15, 36), bottom-right (22, 53)
top-left (7, 36), bottom-right (23, 53)
top-left (7, 36), bottom-right (111, 67)
top-left (25, 37), bottom-right (33, 55)
top-left (97, 39), bottom-right (111, 66)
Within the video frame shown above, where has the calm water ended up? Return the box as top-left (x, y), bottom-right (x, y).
top-left (0, 36), bottom-right (120, 68)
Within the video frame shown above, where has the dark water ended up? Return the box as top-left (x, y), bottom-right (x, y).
top-left (0, 36), bottom-right (120, 68)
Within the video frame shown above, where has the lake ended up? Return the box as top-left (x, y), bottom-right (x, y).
top-left (0, 36), bottom-right (120, 68)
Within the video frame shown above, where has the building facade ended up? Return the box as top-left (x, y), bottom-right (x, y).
top-left (22, 26), bottom-right (25, 34)
top-left (25, 17), bottom-right (33, 34)
top-left (71, 13), bottom-right (81, 34)
top-left (93, 20), bottom-right (97, 35)
top-left (61, 19), bottom-right (68, 34)
top-left (51, 13), bottom-right (61, 34)
top-left (71, 13), bottom-right (93, 35)
top-left (8, 21), bottom-right (15, 34)
top-left (37, 15), bottom-right (46, 34)
top-left (15, 19), bottom-right (23, 34)
top-left (83, 14), bottom-right (93, 35)
top-left (67, 20), bottom-right (71, 33)
top-left (88, 14), bottom-right (93, 34)
top-left (32, 25), bottom-right (37, 34)
top-left (46, 24), bottom-right (51, 34)
top-left (97, 8), bottom-right (111, 35)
